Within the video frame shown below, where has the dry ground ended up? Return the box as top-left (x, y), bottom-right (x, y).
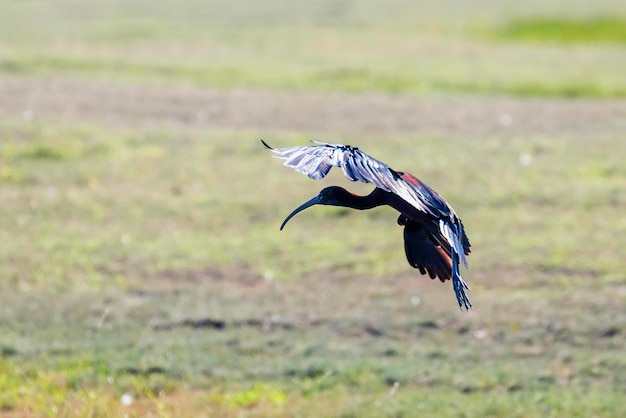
top-left (1, 77), bottom-right (624, 138)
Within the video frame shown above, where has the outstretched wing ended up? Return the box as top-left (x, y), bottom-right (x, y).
top-left (261, 140), bottom-right (451, 219)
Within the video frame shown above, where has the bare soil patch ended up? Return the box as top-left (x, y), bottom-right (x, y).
top-left (1, 77), bottom-right (624, 137)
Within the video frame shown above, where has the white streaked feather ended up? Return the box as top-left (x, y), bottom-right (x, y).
top-left (267, 142), bottom-right (445, 218)
top-left (439, 220), bottom-right (469, 268)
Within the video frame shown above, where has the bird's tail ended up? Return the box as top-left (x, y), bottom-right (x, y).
top-left (440, 219), bottom-right (472, 310)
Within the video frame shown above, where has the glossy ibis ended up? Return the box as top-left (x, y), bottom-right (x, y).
top-left (263, 140), bottom-right (472, 310)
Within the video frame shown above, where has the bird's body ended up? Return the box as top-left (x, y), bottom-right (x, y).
top-left (263, 140), bottom-right (472, 310)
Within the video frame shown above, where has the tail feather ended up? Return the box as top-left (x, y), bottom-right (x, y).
top-left (451, 251), bottom-right (472, 310)
top-left (440, 219), bottom-right (472, 310)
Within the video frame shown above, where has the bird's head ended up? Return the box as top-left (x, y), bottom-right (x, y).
top-left (280, 186), bottom-right (348, 230)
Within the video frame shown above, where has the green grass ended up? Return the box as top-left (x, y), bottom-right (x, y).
top-left (1, 117), bottom-right (625, 415)
top-left (1, 44), bottom-right (624, 98)
top-left (3, 353), bottom-right (624, 416)
top-left (496, 17), bottom-right (626, 44)
top-left (0, 1), bottom-right (625, 97)
top-left (2, 122), bottom-right (624, 289)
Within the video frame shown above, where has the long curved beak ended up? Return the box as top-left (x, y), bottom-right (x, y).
top-left (280, 194), bottom-right (322, 230)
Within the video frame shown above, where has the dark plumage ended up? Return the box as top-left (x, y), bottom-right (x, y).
top-left (263, 140), bottom-right (472, 310)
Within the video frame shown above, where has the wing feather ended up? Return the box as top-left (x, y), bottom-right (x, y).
top-left (263, 141), bottom-right (451, 218)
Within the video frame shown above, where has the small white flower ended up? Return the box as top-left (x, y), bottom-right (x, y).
top-left (120, 392), bottom-right (133, 406)
top-left (519, 153), bottom-right (533, 166)
top-left (473, 329), bottom-right (488, 340)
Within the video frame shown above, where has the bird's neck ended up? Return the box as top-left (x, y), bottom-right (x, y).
top-left (333, 187), bottom-right (434, 224)
top-left (338, 188), bottom-right (388, 210)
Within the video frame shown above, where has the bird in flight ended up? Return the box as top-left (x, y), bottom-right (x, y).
top-left (262, 140), bottom-right (472, 310)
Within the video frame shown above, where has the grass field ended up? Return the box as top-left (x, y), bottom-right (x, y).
top-left (1, 0), bottom-right (625, 416)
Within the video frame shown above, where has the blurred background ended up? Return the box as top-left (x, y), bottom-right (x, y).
top-left (0, 0), bottom-right (624, 416)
